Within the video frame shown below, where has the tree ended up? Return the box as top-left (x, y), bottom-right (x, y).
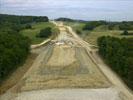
top-left (119, 22), bottom-right (133, 30)
top-left (0, 14), bottom-right (50, 82)
top-left (0, 33), bottom-right (30, 82)
top-left (97, 36), bottom-right (133, 90)
top-left (55, 18), bottom-right (74, 22)
top-left (76, 30), bottom-right (82, 35)
top-left (122, 30), bottom-right (128, 35)
top-left (83, 21), bottom-right (107, 31)
top-left (108, 24), bottom-right (115, 30)
top-left (37, 27), bottom-right (52, 38)
top-left (25, 24), bottom-right (32, 29)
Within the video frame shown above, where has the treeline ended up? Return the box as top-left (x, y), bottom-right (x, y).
top-left (119, 21), bottom-right (133, 30)
top-left (0, 14), bottom-right (49, 24)
top-left (56, 18), bottom-right (75, 22)
top-left (55, 17), bottom-right (87, 22)
top-left (0, 14), bottom-right (49, 82)
top-left (56, 18), bottom-right (133, 31)
top-left (83, 21), bottom-right (107, 30)
top-left (83, 21), bottom-right (133, 31)
top-left (0, 14), bottom-right (49, 34)
top-left (0, 33), bottom-right (30, 82)
top-left (98, 36), bottom-right (133, 90)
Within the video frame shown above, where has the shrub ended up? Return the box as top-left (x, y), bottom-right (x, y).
top-left (25, 24), bottom-right (32, 29)
top-left (121, 30), bottom-right (128, 35)
top-left (37, 27), bottom-right (52, 38)
top-left (83, 21), bottom-right (107, 30)
top-left (76, 30), bottom-right (82, 35)
top-left (119, 22), bottom-right (133, 30)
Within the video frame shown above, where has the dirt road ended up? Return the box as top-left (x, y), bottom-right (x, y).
top-left (0, 21), bottom-right (133, 100)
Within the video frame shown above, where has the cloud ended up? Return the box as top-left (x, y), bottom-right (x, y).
top-left (1, 0), bottom-right (133, 21)
top-left (3, 0), bottom-right (26, 4)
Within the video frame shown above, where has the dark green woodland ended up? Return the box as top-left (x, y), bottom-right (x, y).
top-left (0, 14), bottom-right (49, 82)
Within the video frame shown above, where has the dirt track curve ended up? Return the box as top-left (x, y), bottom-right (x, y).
top-left (0, 21), bottom-right (133, 100)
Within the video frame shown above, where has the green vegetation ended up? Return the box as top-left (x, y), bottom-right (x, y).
top-left (108, 23), bottom-right (116, 30)
top-left (121, 30), bottom-right (133, 35)
top-left (0, 33), bottom-right (30, 82)
top-left (56, 18), bottom-right (75, 22)
top-left (20, 22), bottom-right (59, 44)
top-left (25, 24), bottom-right (32, 29)
top-left (0, 14), bottom-right (49, 82)
top-left (83, 21), bottom-right (107, 31)
top-left (0, 14), bottom-right (49, 34)
top-left (119, 22), bottom-right (133, 30)
top-left (122, 30), bottom-right (129, 35)
top-left (76, 30), bottom-right (82, 35)
top-left (98, 36), bottom-right (133, 90)
top-left (37, 27), bottom-right (52, 38)
top-left (64, 21), bottom-right (133, 45)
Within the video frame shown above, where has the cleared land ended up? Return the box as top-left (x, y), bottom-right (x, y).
top-left (0, 22), bottom-right (133, 100)
top-left (13, 23), bottom-right (110, 92)
top-left (13, 88), bottom-right (121, 100)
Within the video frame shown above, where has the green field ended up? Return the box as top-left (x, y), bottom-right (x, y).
top-left (64, 22), bottom-right (133, 45)
top-left (20, 22), bottom-right (59, 44)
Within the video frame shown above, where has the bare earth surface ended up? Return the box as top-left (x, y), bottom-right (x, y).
top-left (0, 22), bottom-right (133, 100)
top-left (14, 88), bottom-right (120, 100)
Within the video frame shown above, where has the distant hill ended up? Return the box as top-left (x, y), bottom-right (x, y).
top-left (55, 17), bottom-right (87, 23)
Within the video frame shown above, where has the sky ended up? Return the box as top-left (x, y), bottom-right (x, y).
top-left (0, 0), bottom-right (133, 21)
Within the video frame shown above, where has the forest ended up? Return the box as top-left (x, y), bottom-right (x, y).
top-left (0, 14), bottom-right (49, 82)
top-left (98, 36), bottom-right (133, 90)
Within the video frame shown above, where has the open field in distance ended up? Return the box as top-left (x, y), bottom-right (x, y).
top-left (64, 22), bottom-right (133, 45)
top-left (20, 22), bottom-right (59, 44)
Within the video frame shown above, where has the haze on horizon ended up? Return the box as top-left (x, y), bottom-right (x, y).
top-left (0, 0), bottom-right (133, 21)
